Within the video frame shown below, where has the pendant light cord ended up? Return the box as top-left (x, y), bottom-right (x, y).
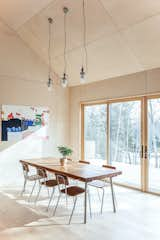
top-left (64, 10), bottom-right (67, 74)
top-left (83, 0), bottom-right (88, 73)
top-left (48, 19), bottom-right (52, 78)
top-left (145, 71), bottom-right (148, 96)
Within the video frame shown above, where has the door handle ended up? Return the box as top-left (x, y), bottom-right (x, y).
top-left (141, 145), bottom-right (143, 158)
top-left (144, 146), bottom-right (147, 159)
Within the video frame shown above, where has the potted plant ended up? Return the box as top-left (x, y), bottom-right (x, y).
top-left (58, 146), bottom-right (73, 166)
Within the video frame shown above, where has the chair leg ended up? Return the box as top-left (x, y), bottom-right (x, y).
top-left (47, 187), bottom-right (55, 211)
top-left (69, 197), bottom-right (77, 224)
top-left (100, 188), bottom-right (105, 214)
top-left (46, 186), bottom-right (50, 197)
top-left (21, 178), bottom-right (27, 196)
top-left (96, 188), bottom-right (101, 202)
top-left (35, 183), bottom-right (42, 204)
top-left (88, 189), bottom-right (92, 218)
top-left (53, 193), bottom-right (61, 216)
top-left (110, 177), bottom-right (116, 213)
top-left (65, 188), bottom-right (68, 207)
top-left (28, 181), bottom-right (36, 202)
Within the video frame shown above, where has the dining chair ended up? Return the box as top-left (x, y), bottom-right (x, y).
top-left (88, 164), bottom-right (117, 214)
top-left (21, 162), bottom-right (46, 202)
top-left (53, 174), bottom-right (92, 224)
top-left (34, 168), bottom-right (59, 210)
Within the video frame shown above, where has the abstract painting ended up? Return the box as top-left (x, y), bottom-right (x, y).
top-left (1, 105), bottom-right (49, 141)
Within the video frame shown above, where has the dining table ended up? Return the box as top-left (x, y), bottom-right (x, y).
top-left (20, 157), bottom-right (122, 223)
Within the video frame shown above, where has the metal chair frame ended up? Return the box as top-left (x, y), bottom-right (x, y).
top-left (88, 165), bottom-right (117, 214)
top-left (79, 161), bottom-right (117, 214)
top-left (53, 174), bottom-right (92, 224)
top-left (34, 168), bottom-right (57, 210)
top-left (21, 163), bottom-right (46, 202)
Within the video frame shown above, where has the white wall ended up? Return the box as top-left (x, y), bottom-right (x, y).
top-left (0, 21), bottom-right (69, 187)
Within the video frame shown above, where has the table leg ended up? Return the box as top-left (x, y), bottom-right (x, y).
top-left (110, 177), bottom-right (116, 213)
top-left (84, 182), bottom-right (88, 224)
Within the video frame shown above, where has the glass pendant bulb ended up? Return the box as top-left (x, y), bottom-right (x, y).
top-left (47, 77), bottom-right (53, 91)
top-left (61, 73), bottom-right (68, 88)
top-left (80, 66), bottom-right (85, 84)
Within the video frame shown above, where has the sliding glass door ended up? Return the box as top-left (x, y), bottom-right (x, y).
top-left (148, 98), bottom-right (160, 193)
top-left (84, 104), bottom-right (107, 165)
top-left (109, 100), bottom-right (141, 188)
top-left (82, 95), bottom-right (160, 193)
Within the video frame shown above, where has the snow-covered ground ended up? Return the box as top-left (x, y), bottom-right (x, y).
top-left (89, 159), bottom-right (160, 193)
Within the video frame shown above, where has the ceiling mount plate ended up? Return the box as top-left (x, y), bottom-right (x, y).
top-left (48, 17), bottom-right (53, 24)
top-left (63, 7), bottom-right (69, 14)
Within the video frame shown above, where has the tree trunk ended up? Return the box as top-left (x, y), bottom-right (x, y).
top-left (114, 104), bottom-right (122, 162)
top-left (149, 102), bottom-right (159, 168)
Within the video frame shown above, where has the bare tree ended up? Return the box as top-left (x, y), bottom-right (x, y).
top-left (149, 101), bottom-right (159, 168)
top-left (114, 104), bottom-right (122, 162)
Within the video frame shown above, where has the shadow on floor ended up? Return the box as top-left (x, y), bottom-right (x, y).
top-left (0, 192), bottom-right (46, 231)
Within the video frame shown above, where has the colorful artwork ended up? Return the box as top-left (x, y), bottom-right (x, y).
top-left (1, 105), bottom-right (49, 141)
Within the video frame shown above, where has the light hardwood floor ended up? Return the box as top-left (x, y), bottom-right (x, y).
top-left (0, 185), bottom-right (160, 240)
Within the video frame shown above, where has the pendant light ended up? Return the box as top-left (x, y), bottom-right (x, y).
top-left (80, 0), bottom-right (87, 84)
top-left (61, 7), bottom-right (69, 88)
top-left (47, 17), bottom-right (53, 91)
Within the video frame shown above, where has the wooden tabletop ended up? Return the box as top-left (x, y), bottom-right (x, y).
top-left (20, 158), bottom-right (122, 182)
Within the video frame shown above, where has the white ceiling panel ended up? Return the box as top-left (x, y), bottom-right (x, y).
top-left (54, 32), bottom-right (143, 85)
top-left (123, 14), bottom-right (160, 69)
top-left (18, 0), bottom-right (116, 57)
top-left (0, 0), bottom-right (160, 85)
top-left (100, 0), bottom-right (160, 30)
top-left (0, 0), bottom-right (54, 30)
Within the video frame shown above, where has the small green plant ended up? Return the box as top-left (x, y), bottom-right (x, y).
top-left (58, 146), bottom-right (73, 158)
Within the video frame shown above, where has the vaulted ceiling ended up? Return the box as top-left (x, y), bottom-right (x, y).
top-left (0, 0), bottom-right (160, 86)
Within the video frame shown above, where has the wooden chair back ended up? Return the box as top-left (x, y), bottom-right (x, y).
top-left (102, 164), bottom-right (116, 170)
top-left (21, 162), bottom-right (29, 178)
top-left (22, 162), bottom-right (29, 172)
top-left (36, 168), bottom-right (47, 178)
top-left (79, 160), bottom-right (90, 164)
top-left (55, 174), bottom-right (69, 186)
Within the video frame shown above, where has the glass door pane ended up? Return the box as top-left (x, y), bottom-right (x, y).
top-left (148, 98), bottom-right (160, 193)
top-left (84, 104), bottom-right (107, 165)
top-left (109, 100), bottom-right (141, 188)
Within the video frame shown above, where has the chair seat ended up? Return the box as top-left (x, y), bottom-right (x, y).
top-left (41, 179), bottom-right (58, 187)
top-left (27, 174), bottom-right (43, 181)
top-left (61, 186), bottom-right (85, 196)
top-left (88, 180), bottom-right (107, 188)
